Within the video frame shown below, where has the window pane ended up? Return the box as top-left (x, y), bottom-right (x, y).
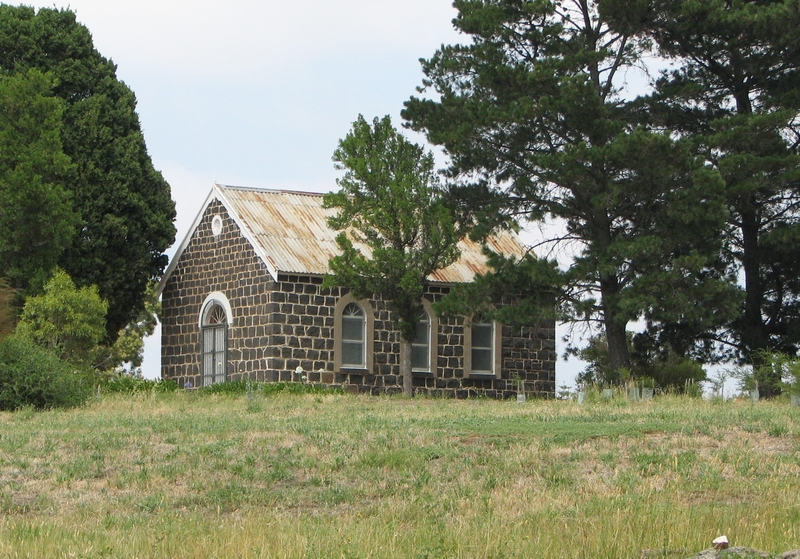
top-left (413, 319), bottom-right (429, 345)
top-left (342, 341), bottom-right (364, 367)
top-left (342, 317), bottom-right (363, 341)
top-left (203, 350), bottom-right (213, 386)
top-left (213, 354), bottom-right (225, 383)
top-left (472, 347), bottom-right (492, 372)
top-left (472, 323), bottom-right (493, 349)
top-left (411, 344), bottom-right (429, 370)
top-left (343, 303), bottom-right (363, 317)
top-left (203, 328), bottom-right (215, 353)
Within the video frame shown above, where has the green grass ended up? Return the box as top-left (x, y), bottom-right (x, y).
top-left (0, 391), bottom-right (798, 558)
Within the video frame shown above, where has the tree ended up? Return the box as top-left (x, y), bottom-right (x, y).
top-left (609, 0), bottom-right (800, 395)
top-left (0, 5), bottom-right (176, 339)
top-left (0, 68), bottom-right (77, 293)
top-left (403, 0), bottom-right (733, 377)
top-left (16, 268), bottom-right (107, 369)
top-left (324, 115), bottom-right (461, 397)
top-left (0, 277), bottom-right (16, 342)
top-left (93, 281), bottom-right (160, 375)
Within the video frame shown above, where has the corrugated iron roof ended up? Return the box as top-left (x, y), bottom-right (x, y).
top-left (218, 183), bottom-right (528, 284)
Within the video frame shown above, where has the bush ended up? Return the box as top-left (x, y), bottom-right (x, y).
top-left (15, 269), bottom-right (107, 368)
top-left (0, 335), bottom-right (91, 410)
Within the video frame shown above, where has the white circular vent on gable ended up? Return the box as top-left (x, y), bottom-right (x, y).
top-left (211, 215), bottom-right (223, 236)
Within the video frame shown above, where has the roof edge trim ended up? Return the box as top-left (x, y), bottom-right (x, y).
top-left (155, 186), bottom-right (219, 298)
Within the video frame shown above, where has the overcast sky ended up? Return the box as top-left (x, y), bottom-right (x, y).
top-left (23, 0), bottom-right (586, 387)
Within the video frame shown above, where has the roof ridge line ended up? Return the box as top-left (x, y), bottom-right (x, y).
top-left (216, 183), bottom-right (326, 197)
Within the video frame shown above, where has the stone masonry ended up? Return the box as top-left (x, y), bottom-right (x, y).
top-left (161, 200), bottom-right (556, 397)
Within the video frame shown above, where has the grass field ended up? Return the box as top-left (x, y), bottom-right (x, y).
top-left (1, 390), bottom-right (798, 558)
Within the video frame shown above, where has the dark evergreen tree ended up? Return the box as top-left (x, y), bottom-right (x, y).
top-left (403, 0), bottom-right (733, 376)
top-left (0, 68), bottom-right (77, 293)
top-left (0, 5), bottom-right (176, 339)
top-left (605, 0), bottom-right (800, 394)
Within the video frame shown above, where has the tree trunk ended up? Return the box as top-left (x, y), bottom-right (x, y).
top-left (400, 338), bottom-right (413, 398)
top-left (739, 205), bottom-right (781, 398)
top-left (600, 275), bottom-right (631, 378)
top-left (604, 316), bottom-right (631, 379)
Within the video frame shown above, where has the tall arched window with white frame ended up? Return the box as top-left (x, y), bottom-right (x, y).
top-left (341, 302), bottom-right (366, 368)
top-left (201, 302), bottom-right (227, 386)
top-left (411, 309), bottom-right (431, 372)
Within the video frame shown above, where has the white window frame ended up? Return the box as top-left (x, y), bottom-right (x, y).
top-left (334, 294), bottom-right (374, 372)
top-left (464, 313), bottom-right (502, 378)
top-left (411, 299), bottom-right (438, 374)
top-left (200, 293), bottom-right (232, 386)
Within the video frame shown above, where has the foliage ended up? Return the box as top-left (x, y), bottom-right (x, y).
top-left (0, 5), bottom-right (176, 339)
top-left (0, 68), bottom-right (77, 293)
top-left (403, 0), bottom-right (734, 375)
top-left (323, 115), bottom-right (460, 396)
top-left (15, 268), bottom-right (107, 369)
top-left (732, 350), bottom-right (800, 398)
top-left (435, 248), bottom-right (562, 328)
top-left (572, 334), bottom-right (618, 387)
top-left (574, 333), bottom-right (706, 391)
top-left (97, 373), bottom-right (179, 394)
top-left (608, 0), bottom-right (800, 390)
top-left (0, 334), bottom-right (90, 410)
top-left (0, 277), bottom-right (17, 342)
top-left (94, 281), bottom-right (160, 374)
top-left (645, 356), bottom-right (706, 394)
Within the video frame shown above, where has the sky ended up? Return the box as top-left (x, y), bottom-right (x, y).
top-left (24, 0), bottom-right (587, 387)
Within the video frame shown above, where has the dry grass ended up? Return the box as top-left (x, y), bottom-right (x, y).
top-left (0, 392), bottom-right (798, 558)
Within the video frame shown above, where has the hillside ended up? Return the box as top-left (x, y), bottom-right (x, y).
top-left (1, 392), bottom-right (798, 558)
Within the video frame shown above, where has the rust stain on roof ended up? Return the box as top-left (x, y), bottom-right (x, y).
top-left (219, 184), bottom-right (528, 284)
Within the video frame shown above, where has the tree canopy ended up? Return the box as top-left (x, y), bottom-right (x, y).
top-left (324, 115), bottom-right (460, 396)
top-left (605, 0), bottom-right (800, 393)
top-left (16, 268), bottom-right (107, 369)
top-left (0, 5), bottom-right (176, 339)
top-left (403, 0), bottom-right (733, 377)
top-left (0, 68), bottom-right (77, 292)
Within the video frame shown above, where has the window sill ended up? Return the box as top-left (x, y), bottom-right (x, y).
top-left (340, 367), bottom-right (369, 375)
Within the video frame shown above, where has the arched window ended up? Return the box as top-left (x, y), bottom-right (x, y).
top-left (341, 303), bottom-right (366, 367)
top-left (201, 300), bottom-right (228, 386)
top-left (334, 295), bottom-right (374, 372)
top-left (411, 309), bottom-right (430, 372)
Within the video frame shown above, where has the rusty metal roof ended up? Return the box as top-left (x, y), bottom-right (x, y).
top-left (217, 183), bottom-right (528, 283)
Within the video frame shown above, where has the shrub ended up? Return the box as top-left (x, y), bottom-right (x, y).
top-left (0, 335), bottom-right (90, 410)
top-left (650, 357), bottom-right (706, 393)
top-left (15, 269), bottom-right (107, 368)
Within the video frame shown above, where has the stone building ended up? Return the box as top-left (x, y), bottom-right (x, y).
top-left (157, 183), bottom-right (556, 397)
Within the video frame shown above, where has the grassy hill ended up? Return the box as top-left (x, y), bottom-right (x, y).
top-left (1, 391), bottom-right (798, 558)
